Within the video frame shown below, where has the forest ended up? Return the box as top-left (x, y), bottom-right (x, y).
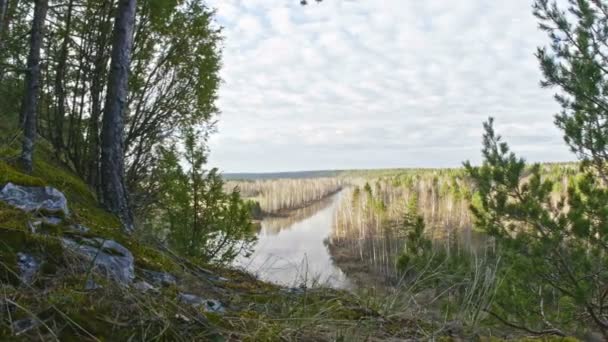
top-left (1, 0), bottom-right (608, 340)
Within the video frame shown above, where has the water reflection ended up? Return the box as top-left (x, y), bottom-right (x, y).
top-left (261, 195), bottom-right (335, 235)
top-left (236, 192), bottom-right (351, 289)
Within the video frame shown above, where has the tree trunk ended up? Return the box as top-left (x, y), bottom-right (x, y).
top-left (20, 0), bottom-right (48, 173)
top-left (53, 0), bottom-right (74, 154)
top-left (0, 0), bottom-right (7, 45)
top-left (87, 0), bottom-right (113, 195)
top-left (100, 0), bottom-right (137, 233)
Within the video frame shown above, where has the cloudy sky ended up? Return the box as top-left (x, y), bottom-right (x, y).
top-left (205, 0), bottom-right (573, 173)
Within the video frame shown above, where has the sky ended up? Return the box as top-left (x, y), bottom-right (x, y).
top-left (205, 0), bottom-right (574, 173)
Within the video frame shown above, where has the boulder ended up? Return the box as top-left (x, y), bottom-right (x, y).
top-left (17, 253), bottom-right (39, 285)
top-left (62, 237), bottom-right (134, 285)
top-left (0, 183), bottom-right (69, 217)
top-left (178, 293), bottom-right (225, 313)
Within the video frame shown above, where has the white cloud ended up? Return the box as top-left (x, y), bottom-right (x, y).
top-left (206, 0), bottom-right (572, 172)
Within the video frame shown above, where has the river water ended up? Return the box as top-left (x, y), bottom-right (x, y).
top-left (236, 192), bottom-right (351, 289)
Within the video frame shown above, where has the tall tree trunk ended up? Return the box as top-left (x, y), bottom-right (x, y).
top-left (20, 0), bottom-right (48, 173)
top-left (87, 0), bottom-right (113, 195)
top-left (0, 0), bottom-right (7, 46)
top-left (0, 0), bottom-right (7, 81)
top-left (53, 0), bottom-right (74, 154)
top-left (101, 0), bottom-right (137, 232)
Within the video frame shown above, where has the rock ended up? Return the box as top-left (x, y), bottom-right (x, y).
top-left (12, 318), bottom-right (40, 336)
top-left (141, 269), bottom-right (177, 287)
top-left (85, 278), bottom-right (102, 290)
top-left (0, 183), bottom-right (69, 217)
top-left (17, 253), bottom-right (39, 285)
top-left (178, 293), bottom-right (225, 313)
top-left (178, 293), bottom-right (204, 306)
top-left (134, 281), bottom-right (157, 293)
top-left (203, 299), bottom-right (225, 313)
top-left (68, 224), bottom-right (90, 234)
top-left (62, 237), bottom-right (134, 285)
top-left (40, 216), bottom-right (63, 226)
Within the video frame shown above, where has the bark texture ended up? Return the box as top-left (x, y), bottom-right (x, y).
top-left (100, 0), bottom-right (137, 232)
top-left (20, 0), bottom-right (48, 173)
top-left (0, 0), bottom-right (7, 44)
top-left (53, 0), bottom-right (74, 153)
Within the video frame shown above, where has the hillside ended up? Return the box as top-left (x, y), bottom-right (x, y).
top-left (0, 142), bottom-right (448, 341)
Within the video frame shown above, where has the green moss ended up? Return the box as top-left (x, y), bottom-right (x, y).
top-left (0, 228), bottom-right (64, 285)
top-left (0, 202), bottom-right (30, 231)
top-left (0, 160), bottom-right (45, 187)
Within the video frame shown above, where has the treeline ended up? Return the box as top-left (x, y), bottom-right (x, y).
top-left (330, 164), bottom-right (577, 281)
top-left (225, 177), bottom-right (343, 215)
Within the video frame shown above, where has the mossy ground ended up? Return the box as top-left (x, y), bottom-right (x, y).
top-left (0, 130), bottom-right (584, 340)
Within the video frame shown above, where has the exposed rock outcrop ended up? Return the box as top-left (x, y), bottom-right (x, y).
top-left (0, 183), bottom-right (69, 216)
top-left (61, 237), bottom-right (135, 285)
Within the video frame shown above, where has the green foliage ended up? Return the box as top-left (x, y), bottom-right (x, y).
top-left (396, 195), bottom-right (429, 270)
top-left (459, 0), bottom-right (608, 335)
top-left (534, 0), bottom-right (608, 178)
top-left (465, 118), bottom-right (608, 335)
top-left (146, 127), bottom-right (256, 264)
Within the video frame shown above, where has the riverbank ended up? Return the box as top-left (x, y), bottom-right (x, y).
top-left (257, 187), bottom-right (343, 219)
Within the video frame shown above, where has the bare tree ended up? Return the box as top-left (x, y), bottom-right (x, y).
top-left (100, 0), bottom-right (137, 232)
top-left (20, 0), bottom-right (48, 173)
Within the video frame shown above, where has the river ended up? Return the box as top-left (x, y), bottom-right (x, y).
top-left (236, 191), bottom-right (351, 289)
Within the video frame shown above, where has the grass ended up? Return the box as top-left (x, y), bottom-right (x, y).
top-left (0, 126), bottom-right (586, 340)
top-left (0, 134), bottom-right (430, 341)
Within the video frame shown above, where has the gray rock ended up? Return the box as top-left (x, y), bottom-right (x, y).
top-left (134, 281), bottom-right (157, 293)
top-left (203, 299), bottom-right (225, 313)
top-left (85, 278), bottom-right (102, 290)
top-left (178, 293), bottom-right (225, 313)
top-left (17, 253), bottom-right (39, 285)
top-left (142, 269), bottom-right (177, 287)
top-left (0, 183), bottom-right (69, 217)
top-left (178, 293), bottom-right (204, 306)
top-left (12, 318), bottom-right (40, 336)
top-left (68, 224), bottom-right (90, 234)
top-left (40, 216), bottom-right (63, 226)
top-left (62, 237), bottom-right (134, 285)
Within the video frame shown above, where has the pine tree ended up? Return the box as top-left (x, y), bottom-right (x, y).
top-left (462, 1), bottom-right (608, 334)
